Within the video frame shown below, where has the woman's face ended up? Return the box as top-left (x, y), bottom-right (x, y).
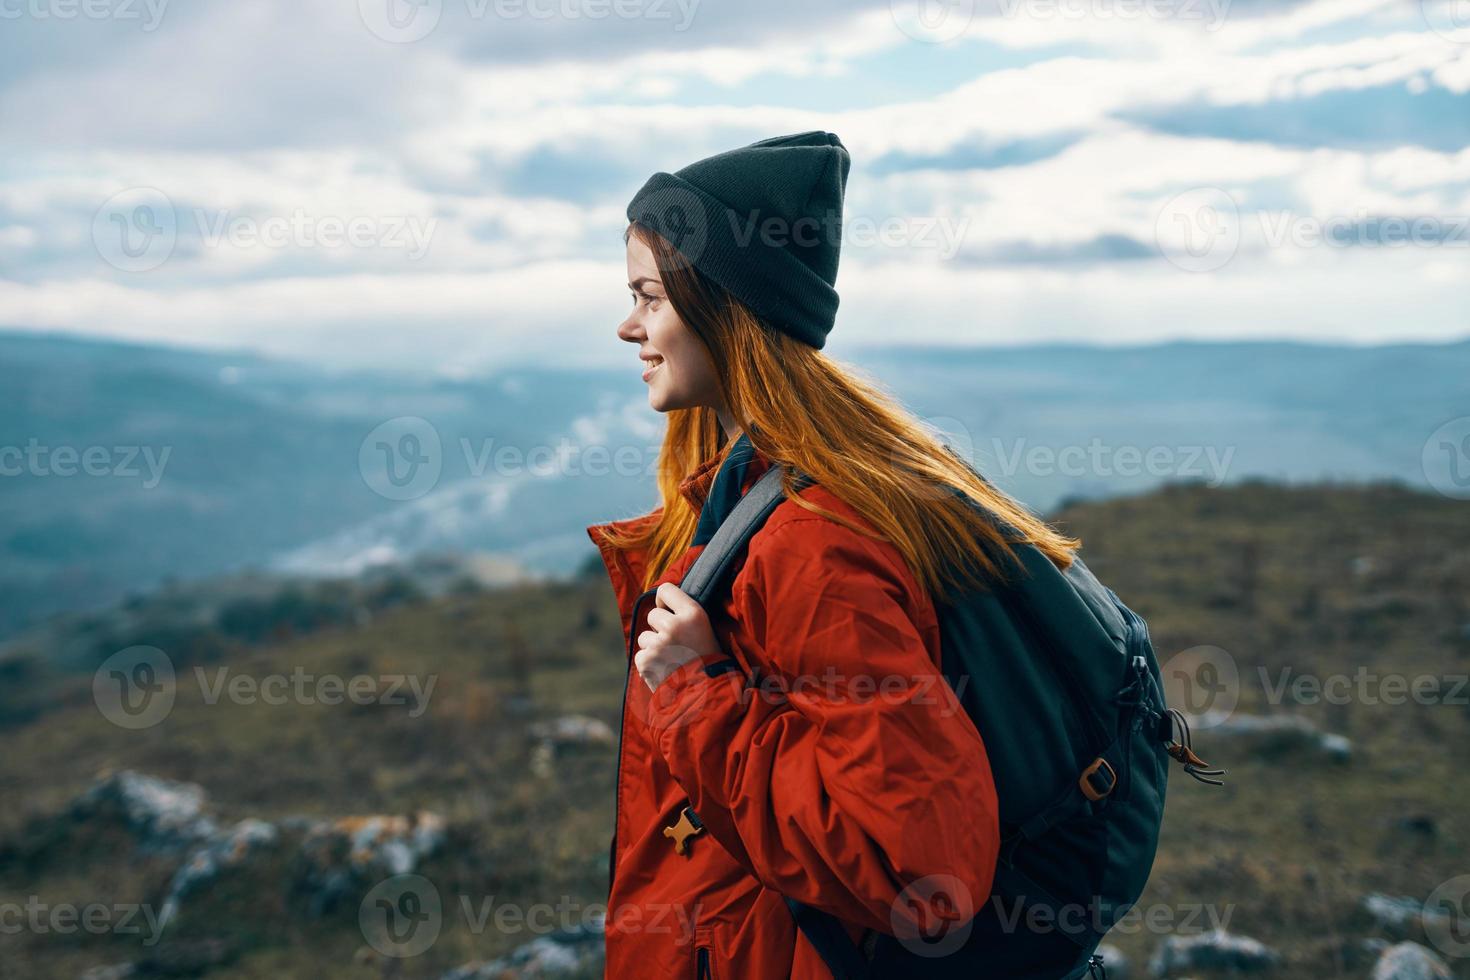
top-left (619, 233), bottom-right (723, 415)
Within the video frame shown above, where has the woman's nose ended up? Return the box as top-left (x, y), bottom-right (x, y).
top-left (617, 313), bottom-right (644, 344)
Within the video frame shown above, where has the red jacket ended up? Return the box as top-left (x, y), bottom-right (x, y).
top-left (586, 443), bottom-right (1001, 979)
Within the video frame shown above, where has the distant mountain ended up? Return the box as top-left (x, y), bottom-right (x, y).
top-left (2, 329), bottom-right (1466, 641)
top-left (0, 330), bottom-right (649, 639)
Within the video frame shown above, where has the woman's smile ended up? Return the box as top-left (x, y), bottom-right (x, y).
top-left (640, 352), bottom-right (664, 382)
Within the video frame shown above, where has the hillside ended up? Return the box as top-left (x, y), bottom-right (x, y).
top-left (5, 329), bottom-right (1468, 641)
top-left (0, 479), bottom-right (1467, 978)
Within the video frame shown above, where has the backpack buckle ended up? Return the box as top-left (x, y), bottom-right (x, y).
top-left (663, 806), bottom-right (706, 856)
top-left (1079, 757), bottom-right (1117, 802)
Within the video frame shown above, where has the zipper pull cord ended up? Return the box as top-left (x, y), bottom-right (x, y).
top-left (1164, 708), bottom-right (1227, 785)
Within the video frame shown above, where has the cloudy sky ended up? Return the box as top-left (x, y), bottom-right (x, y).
top-left (0, 0), bottom-right (1467, 373)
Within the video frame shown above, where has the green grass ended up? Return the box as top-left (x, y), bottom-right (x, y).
top-left (1, 479), bottom-right (1467, 978)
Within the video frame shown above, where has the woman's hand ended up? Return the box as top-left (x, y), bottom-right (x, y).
top-left (635, 582), bottom-right (723, 692)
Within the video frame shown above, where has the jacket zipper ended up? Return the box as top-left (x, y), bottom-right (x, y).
top-left (608, 585), bottom-right (659, 893)
top-left (695, 945), bottom-right (712, 980)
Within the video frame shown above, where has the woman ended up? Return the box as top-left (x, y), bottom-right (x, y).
top-left (586, 131), bottom-right (1083, 979)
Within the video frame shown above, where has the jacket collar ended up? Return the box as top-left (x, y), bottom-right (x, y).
top-left (585, 431), bottom-right (773, 631)
top-left (676, 447), bottom-right (726, 511)
top-left (691, 431), bottom-right (769, 546)
top-left (676, 431), bottom-right (772, 513)
top-left (589, 430), bottom-right (772, 567)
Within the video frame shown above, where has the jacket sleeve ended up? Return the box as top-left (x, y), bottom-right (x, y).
top-left (644, 515), bottom-right (1001, 938)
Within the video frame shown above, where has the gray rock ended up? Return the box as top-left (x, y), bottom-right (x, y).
top-left (159, 818), bottom-right (278, 927)
top-left (1095, 942), bottom-right (1129, 979)
top-left (1371, 942), bottom-right (1451, 980)
top-left (78, 965), bottom-right (135, 980)
top-left (79, 939), bottom-right (235, 980)
top-left (1362, 893), bottom-right (1452, 937)
top-left (529, 714), bottom-right (616, 779)
top-left (72, 772), bottom-right (283, 930)
top-left (441, 920), bottom-right (605, 979)
top-left (1209, 713), bottom-right (1350, 761)
top-left (1150, 929), bottom-right (1280, 976)
top-left (530, 714), bottom-right (616, 747)
top-left (72, 771), bottom-right (217, 852)
top-left (1318, 732), bottom-right (1353, 761)
top-left (295, 811), bottom-right (447, 916)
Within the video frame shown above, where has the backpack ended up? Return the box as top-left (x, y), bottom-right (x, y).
top-left (677, 460), bottom-right (1224, 980)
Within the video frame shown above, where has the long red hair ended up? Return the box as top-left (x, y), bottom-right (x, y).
top-left (603, 222), bottom-right (1081, 597)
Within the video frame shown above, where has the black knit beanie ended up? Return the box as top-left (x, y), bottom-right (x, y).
top-left (626, 131), bottom-right (851, 350)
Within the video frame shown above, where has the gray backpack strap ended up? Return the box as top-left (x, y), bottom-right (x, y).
top-left (679, 463), bottom-right (788, 609)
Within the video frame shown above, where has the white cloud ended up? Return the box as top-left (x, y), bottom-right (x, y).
top-left (0, 0), bottom-right (1464, 363)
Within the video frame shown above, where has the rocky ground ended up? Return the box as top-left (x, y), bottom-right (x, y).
top-left (0, 479), bottom-right (1466, 978)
